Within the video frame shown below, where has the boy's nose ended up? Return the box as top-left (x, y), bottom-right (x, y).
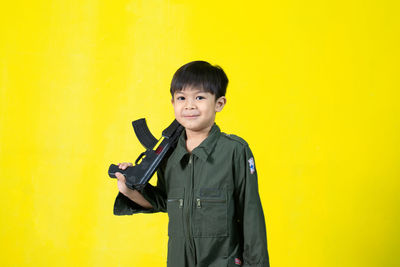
top-left (184, 99), bottom-right (195, 109)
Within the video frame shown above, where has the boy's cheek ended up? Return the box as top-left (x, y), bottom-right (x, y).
top-left (173, 109), bottom-right (180, 118)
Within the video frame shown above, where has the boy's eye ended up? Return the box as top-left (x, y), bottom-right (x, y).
top-left (177, 96), bottom-right (185, 100)
top-left (196, 96), bottom-right (205, 100)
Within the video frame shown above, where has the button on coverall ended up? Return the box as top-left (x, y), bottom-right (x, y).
top-left (114, 123), bottom-right (270, 267)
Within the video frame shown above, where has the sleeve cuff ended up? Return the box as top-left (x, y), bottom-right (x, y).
top-left (242, 262), bottom-right (270, 267)
top-left (113, 192), bottom-right (156, 215)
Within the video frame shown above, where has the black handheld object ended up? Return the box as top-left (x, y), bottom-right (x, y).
top-left (108, 119), bottom-right (183, 190)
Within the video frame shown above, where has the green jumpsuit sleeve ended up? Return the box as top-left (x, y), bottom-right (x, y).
top-left (140, 161), bottom-right (167, 212)
top-left (113, 161), bottom-right (167, 215)
top-left (235, 144), bottom-right (270, 267)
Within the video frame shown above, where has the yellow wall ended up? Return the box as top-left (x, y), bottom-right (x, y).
top-left (1, 1), bottom-right (399, 266)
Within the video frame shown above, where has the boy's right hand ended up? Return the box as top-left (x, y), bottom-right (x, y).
top-left (115, 162), bottom-right (134, 196)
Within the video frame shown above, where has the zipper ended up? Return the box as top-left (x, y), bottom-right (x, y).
top-left (168, 198), bottom-right (183, 208)
top-left (185, 153), bottom-right (196, 258)
top-left (196, 198), bottom-right (226, 208)
top-left (186, 154), bottom-right (193, 239)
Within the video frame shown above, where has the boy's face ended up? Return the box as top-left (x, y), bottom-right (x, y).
top-left (171, 86), bottom-right (226, 133)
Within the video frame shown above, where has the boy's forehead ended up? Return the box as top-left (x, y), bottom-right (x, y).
top-left (175, 86), bottom-right (208, 94)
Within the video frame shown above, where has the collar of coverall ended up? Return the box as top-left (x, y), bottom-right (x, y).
top-left (167, 123), bottom-right (221, 165)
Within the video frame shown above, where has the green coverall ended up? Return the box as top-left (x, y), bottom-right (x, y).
top-left (114, 123), bottom-right (270, 267)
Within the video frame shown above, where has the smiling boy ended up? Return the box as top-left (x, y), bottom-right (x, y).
top-left (114, 61), bottom-right (270, 267)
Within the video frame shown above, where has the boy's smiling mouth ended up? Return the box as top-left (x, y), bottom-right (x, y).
top-left (183, 113), bottom-right (200, 118)
top-left (183, 115), bottom-right (199, 119)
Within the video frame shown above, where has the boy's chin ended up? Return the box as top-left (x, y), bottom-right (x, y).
top-left (179, 121), bottom-right (214, 133)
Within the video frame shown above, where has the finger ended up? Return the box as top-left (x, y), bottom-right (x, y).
top-left (119, 173), bottom-right (126, 181)
top-left (123, 163), bottom-right (131, 170)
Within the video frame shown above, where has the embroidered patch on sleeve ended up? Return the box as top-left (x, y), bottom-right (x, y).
top-left (234, 257), bottom-right (242, 265)
top-left (248, 157), bottom-right (255, 174)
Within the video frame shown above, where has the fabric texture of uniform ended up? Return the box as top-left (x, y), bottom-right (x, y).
top-left (114, 123), bottom-right (270, 267)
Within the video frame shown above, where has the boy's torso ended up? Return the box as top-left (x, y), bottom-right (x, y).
top-left (162, 123), bottom-right (249, 266)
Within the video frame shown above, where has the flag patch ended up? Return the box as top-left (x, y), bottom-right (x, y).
top-left (248, 157), bottom-right (255, 174)
top-left (235, 257), bottom-right (242, 265)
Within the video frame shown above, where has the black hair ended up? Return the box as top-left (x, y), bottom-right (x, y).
top-left (170, 61), bottom-right (228, 100)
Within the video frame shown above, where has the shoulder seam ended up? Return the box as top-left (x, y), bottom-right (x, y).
top-left (220, 132), bottom-right (249, 147)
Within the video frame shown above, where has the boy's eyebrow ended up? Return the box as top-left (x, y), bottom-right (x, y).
top-left (176, 89), bottom-right (207, 94)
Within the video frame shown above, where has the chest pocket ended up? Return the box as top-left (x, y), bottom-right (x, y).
top-left (167, 187), bottom-right (184, 237)
top-left (193, 188), bottom-right (228, 237)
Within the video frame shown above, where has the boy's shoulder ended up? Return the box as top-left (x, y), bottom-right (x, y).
top-left (220, 132), bottom-right (249, 148)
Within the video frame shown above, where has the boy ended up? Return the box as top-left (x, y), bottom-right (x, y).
top-left (114, 61), bottom-right (270, 267)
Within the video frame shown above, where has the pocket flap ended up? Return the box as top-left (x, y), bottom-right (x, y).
top-left (198, 188), bottom-right (225, 199)
top-left (168, 187), bottom-right (185, 199)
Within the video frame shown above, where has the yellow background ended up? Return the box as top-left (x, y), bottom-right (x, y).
top-left (1, 0), bottom-right (399, 266)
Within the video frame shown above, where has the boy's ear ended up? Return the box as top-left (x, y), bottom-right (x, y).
top-left (215, 96), bottom-right (227, 112)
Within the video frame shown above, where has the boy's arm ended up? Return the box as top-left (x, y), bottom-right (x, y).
top-left (139, 162), bottom-right (168, 212)
top-left (113, 161), bottom-right (167, 215)
top-left (235, 144), bottom-right (270, 267)
top-left (116, 173), bottom-right (153, 209)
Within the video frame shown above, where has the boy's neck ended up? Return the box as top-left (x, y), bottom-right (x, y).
top-left (185, 124), bottom-right (213, 153)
